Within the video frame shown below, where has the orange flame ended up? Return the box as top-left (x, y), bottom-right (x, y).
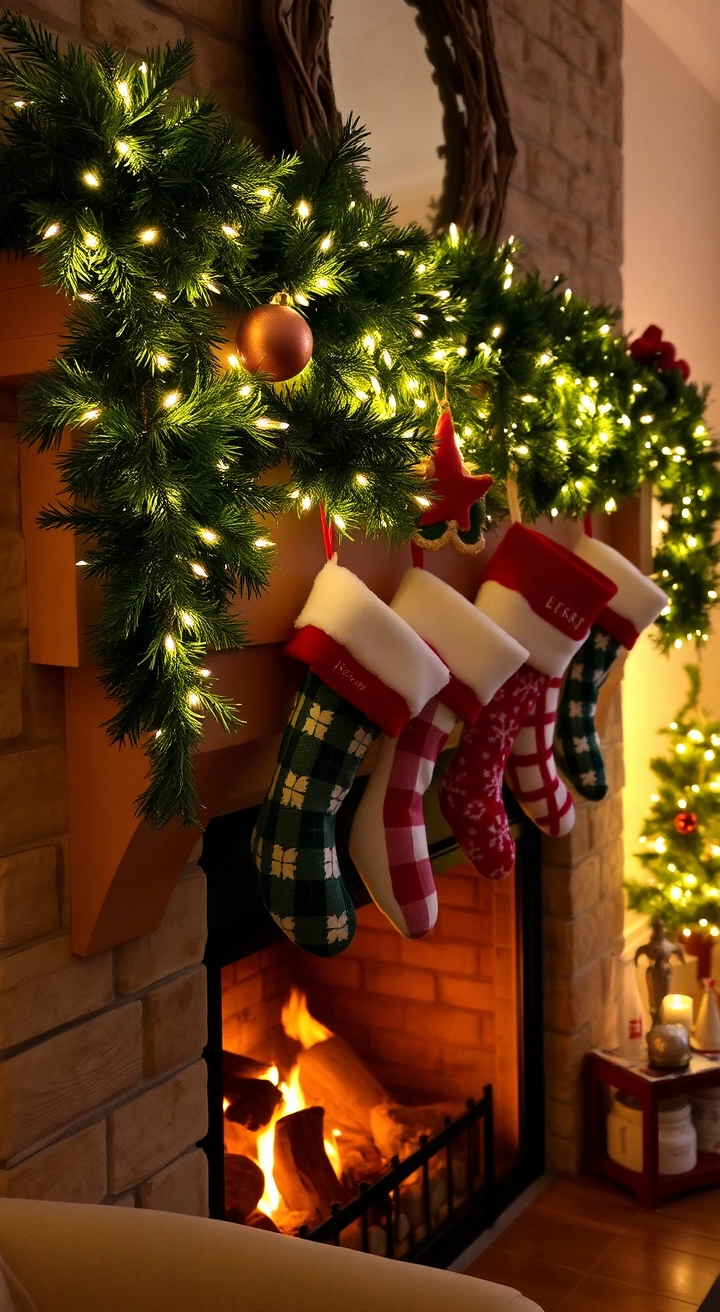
top-left (281, 987), bottom-right (334, 1048)
top-left (229, 992), bottom-right (341, 1227)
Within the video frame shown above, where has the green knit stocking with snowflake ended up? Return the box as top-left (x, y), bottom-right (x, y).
top-left (252, 670), bottom-right (378, 956)
top-left (554, 627), bottom-right (622, 800)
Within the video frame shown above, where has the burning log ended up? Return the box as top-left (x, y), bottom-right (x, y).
top-left (273, 1106), bottom-right (350, 1226)
top-left (224, 1154), bottom-right (265, 1221)
top-left (222, 1049), bottom-right (273, 1091)
top-left (244, 1209), bottom-right (280, 1233)
top-left (297, 1037), bottom-right (387, 1137)
top-left (369, 1102), bottom-right (460, 1159)
top-left (224, 1078), bottom-right (283, 1131)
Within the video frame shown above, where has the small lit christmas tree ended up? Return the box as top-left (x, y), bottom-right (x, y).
top-left (627, 665), bottom-right (720, 938)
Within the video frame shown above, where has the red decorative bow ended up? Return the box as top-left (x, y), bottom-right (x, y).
top-left (629, 324), bottom-right (690, 381)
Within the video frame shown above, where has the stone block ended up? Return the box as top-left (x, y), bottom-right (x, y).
top-left (0, 747), bottom-right (68, 851)
top-left (544, 1023), bottom-right (591, 1098)
top-left (523, 38), bottom-right (570, 106)
top-left (0, 425), bottom-right (20, 523)
top-left (600, 835), bottom-right (625, 899)
top-left (163, 0), bottom-right (239, 36)
top-left (541, 804), bottom-right (591, 868)
top-left (0, 933), bottom-right (113, 1050)
top-left (569, 71), bottom-right (619, 141)
top-left (589, 791), bottom-right (623, 851)
top-left (605, 741), bottom-right (625, 795)
top-left (0, 643), bottom-right (21, 742)
top-left (502, 189), bottom-right (552, 252)
top-left (546, 1131), bottom-right (583, 1174)
top-left (544, 958), bottom-right (603, 1033)
top-left (0, 846), bottom-right (59, 951)
top-left (0, 531), bottom-right (26, 631)
top-left (364, 964), bottom-right (436, 1003)
top-left (19, 0), bottom-right (82, 35)
top-left (403, 1001), bottom-right (480, 1048)
top-left (545, 1095), bottom-right (583, 1142)
top-left (551, 4), bottom-right (598, 79)
top-left (439, 976), bottom-right (496, 1013)
top-left (399, 939), bottom-right (476, 977)
top-left (526, 144), bottom-right (571, 209)
top-left (589, 222), bottom-right (623, 266)
top-left (543, 897), bottom-right (616, 977)
top-left (115, 867), bottom-right (206, 995)
top-left (107, 1061), bottom-right (207, 1193)
top-left (502, 79), bottom-right (551, 144)
top-left (579, 0), bottom-right (622, 52)
top-left (0, 1003), bottom-right (142, 1159)
top-left (143, 966), bottom-right (207, 1079)
top-left (0, 1122), bottom-right (105, 1202)
top-left (568, 171), bottom-right (611, 226)
top-left (138, 1148), bottom-right (209, 1215)
top-left (493, 0), bottom-right (551, 40)
top-left (491, 8), bottom-right (524, 76)
top-left (543, 853), bottom-right (601, 918)
top-left (550, 104), bottom-right (589, 169)
top-left (81, 0), bottom-right (185, 51)
top-left (548, 210), bottom-right (589, 262)
top-left (111, 1191), bottom-right (137, 1206)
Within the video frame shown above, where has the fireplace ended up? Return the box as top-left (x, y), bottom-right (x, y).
top-left (200, 761), bottom-right (543, 1266)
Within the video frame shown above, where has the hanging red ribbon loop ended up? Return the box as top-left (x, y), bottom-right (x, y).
top-left (319, 504), bottom-right (335, 561)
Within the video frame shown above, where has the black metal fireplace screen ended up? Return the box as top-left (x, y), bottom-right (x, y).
top-left (300, 1089), bottom-right (495, 1264)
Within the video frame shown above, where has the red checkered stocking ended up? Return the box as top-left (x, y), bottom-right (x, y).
top-left (438, 524), bottom-right (618, 876)
top-left (505, 674), bottom-right (575, 837)
top-left (438, 665), bottom-right (544, 879)
top-left (350, 568), bottom-right (528, 936)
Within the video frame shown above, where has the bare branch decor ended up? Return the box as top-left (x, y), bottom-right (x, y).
top-left (260, 0), bottom-right (516, 241)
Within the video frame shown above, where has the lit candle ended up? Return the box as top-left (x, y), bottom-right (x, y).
top-left (660, 993), bottom-right (694, 1036)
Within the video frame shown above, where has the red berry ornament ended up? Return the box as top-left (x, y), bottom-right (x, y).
top-left (235, 302), bottom-right (313, 382)
top-left (674, 810), bottom-right (698, 835)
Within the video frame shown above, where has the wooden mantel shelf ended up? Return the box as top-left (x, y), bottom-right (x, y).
top-left (0, 253), bottom-right (643, 957)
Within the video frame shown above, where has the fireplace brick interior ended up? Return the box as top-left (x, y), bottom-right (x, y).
top-left (221, 862), bottom-right (521, 1185)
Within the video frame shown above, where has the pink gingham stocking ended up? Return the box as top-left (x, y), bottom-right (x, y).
top-left (505, 674), bottom-right (575, 837)
top-left (351, 696), bottom-right (456, 937)
top-left (350, 568), bottom-right (528, 937)
top-left (438, 665), bottom-right (544, 879)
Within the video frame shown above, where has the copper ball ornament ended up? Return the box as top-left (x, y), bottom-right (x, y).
top-left (674, 810), bottom-right (698, 835)
top-left (235, 303), bottom-right (313, 383)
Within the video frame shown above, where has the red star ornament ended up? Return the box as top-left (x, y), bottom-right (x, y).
top-left (419, 406), bottom-right (493, 530)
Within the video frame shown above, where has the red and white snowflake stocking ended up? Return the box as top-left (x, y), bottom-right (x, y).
top-left (438, 524), bottom-right (618, 874)
top-left (349, 567), bottom-right (528, 936)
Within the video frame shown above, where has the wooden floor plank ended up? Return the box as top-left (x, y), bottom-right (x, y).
top-left (465, 1248), bottom-right (582, 1312)
top-left (556, 1273), bottom-right (697, 1312)
top-left (466, 1175), bottom-right (720, 1312)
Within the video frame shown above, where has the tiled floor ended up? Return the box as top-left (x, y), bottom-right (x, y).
top-left (465, 1175), bottom-right (720, 1311)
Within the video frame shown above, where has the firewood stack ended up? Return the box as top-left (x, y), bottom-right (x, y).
top-left (222, 1034), bottom-right (466, 1242)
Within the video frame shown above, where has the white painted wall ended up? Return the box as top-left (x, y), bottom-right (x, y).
top-left (623, 3), bottom-right (720, 877)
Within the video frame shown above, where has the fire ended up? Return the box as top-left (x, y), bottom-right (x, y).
top-left (238, 993), bottom-right (341, 1227)
top-left (281, 988), bottom-right (334, 1048)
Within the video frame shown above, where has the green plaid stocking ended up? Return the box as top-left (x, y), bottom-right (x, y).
top-left (252, 670), bottom-right (379, 956)
top-left (554, 626), bottom-right (622, 801)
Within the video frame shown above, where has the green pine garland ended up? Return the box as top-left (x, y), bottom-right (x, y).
top-left (627, 665), bottom-right (720, 932)
top-left (1, 13), bottom-right (718, 829)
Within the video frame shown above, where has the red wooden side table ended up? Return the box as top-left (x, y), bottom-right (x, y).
top-left (586, 1048), bottom-right (720, 1207)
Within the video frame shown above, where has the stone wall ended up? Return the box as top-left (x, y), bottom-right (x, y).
top-left (491, 0), bottom-right (623, 309)
top-left (0, 0), bottom-right (627, 1197)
